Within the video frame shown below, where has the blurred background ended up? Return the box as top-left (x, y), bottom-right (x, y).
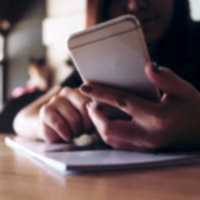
top-left (0, 0), bottom-right (199, 108)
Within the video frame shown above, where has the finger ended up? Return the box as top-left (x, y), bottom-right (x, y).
top-left (39, 104), bottom-right (72, 141)
top-left (145, 62), bottom-right (197, 97)
top-left (87, 102), bottom-right (156, 150)
top-left (81, 83), bottom-right (158, 117)
top-left (103, 120), bottom-right (157, 150)
top-left (50, 96), bottom-right (83, 136)
top-left (60, 87), bottom-right (92, 130)
top-left (40, 123), bottom-right (63, 143)
top-left (106, 136), bottom-right (151, 151)
top-left (87, 102), bottom-right (110, 140)
top-left (105, 136), bottom-right (139, 150)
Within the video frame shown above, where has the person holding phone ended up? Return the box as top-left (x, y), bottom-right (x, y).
top-left (14, 0), bottom-right (200, 150)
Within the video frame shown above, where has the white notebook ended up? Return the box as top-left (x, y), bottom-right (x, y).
top-left (5, 137), bottom-right (200, 173)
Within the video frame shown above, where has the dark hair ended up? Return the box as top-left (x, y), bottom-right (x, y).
top-left (153, 0), bottom-right (191, 68)
top-left (154, 0), bottom-right (200, 89)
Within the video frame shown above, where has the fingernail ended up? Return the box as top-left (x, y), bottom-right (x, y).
top-left (152, 62), bottom-right (160, 74)
top-left (81, 85), bottom-right (93, 93)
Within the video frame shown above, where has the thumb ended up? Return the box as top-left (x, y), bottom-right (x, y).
top-left (145, 63), bottom-right (196, 97)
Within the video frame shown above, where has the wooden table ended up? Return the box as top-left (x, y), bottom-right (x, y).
top-left (1, 134), bottom-right (200, 200)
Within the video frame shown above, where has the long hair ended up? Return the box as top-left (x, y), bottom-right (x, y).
top-left (154, 0), bottom-right (190, 64)
top-left (153, 0), bottom-right (200, 86)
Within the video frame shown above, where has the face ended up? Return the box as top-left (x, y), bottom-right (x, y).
top-left (127, 0), bottom-right (174, 43)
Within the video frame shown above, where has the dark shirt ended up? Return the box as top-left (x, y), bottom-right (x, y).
top-left (60, 70), bottom-right (82, 88)
top-left (150, 0), bottom-right (200, 90)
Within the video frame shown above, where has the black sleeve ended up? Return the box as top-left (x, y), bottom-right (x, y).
top-left (60, 70), bottom-right (83, 88)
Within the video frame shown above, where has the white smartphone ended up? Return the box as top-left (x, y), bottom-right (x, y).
top-left (68, 15), bottom-right (159, 101)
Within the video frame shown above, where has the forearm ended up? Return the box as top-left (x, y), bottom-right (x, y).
top-left (13, 86), bottom-right (61, 140)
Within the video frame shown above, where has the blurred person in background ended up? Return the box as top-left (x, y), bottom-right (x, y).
top-left (11, 57), bottom-right (53, 98)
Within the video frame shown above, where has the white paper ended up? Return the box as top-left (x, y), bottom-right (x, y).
top-left (5, 137), bottom-right (200, 173)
